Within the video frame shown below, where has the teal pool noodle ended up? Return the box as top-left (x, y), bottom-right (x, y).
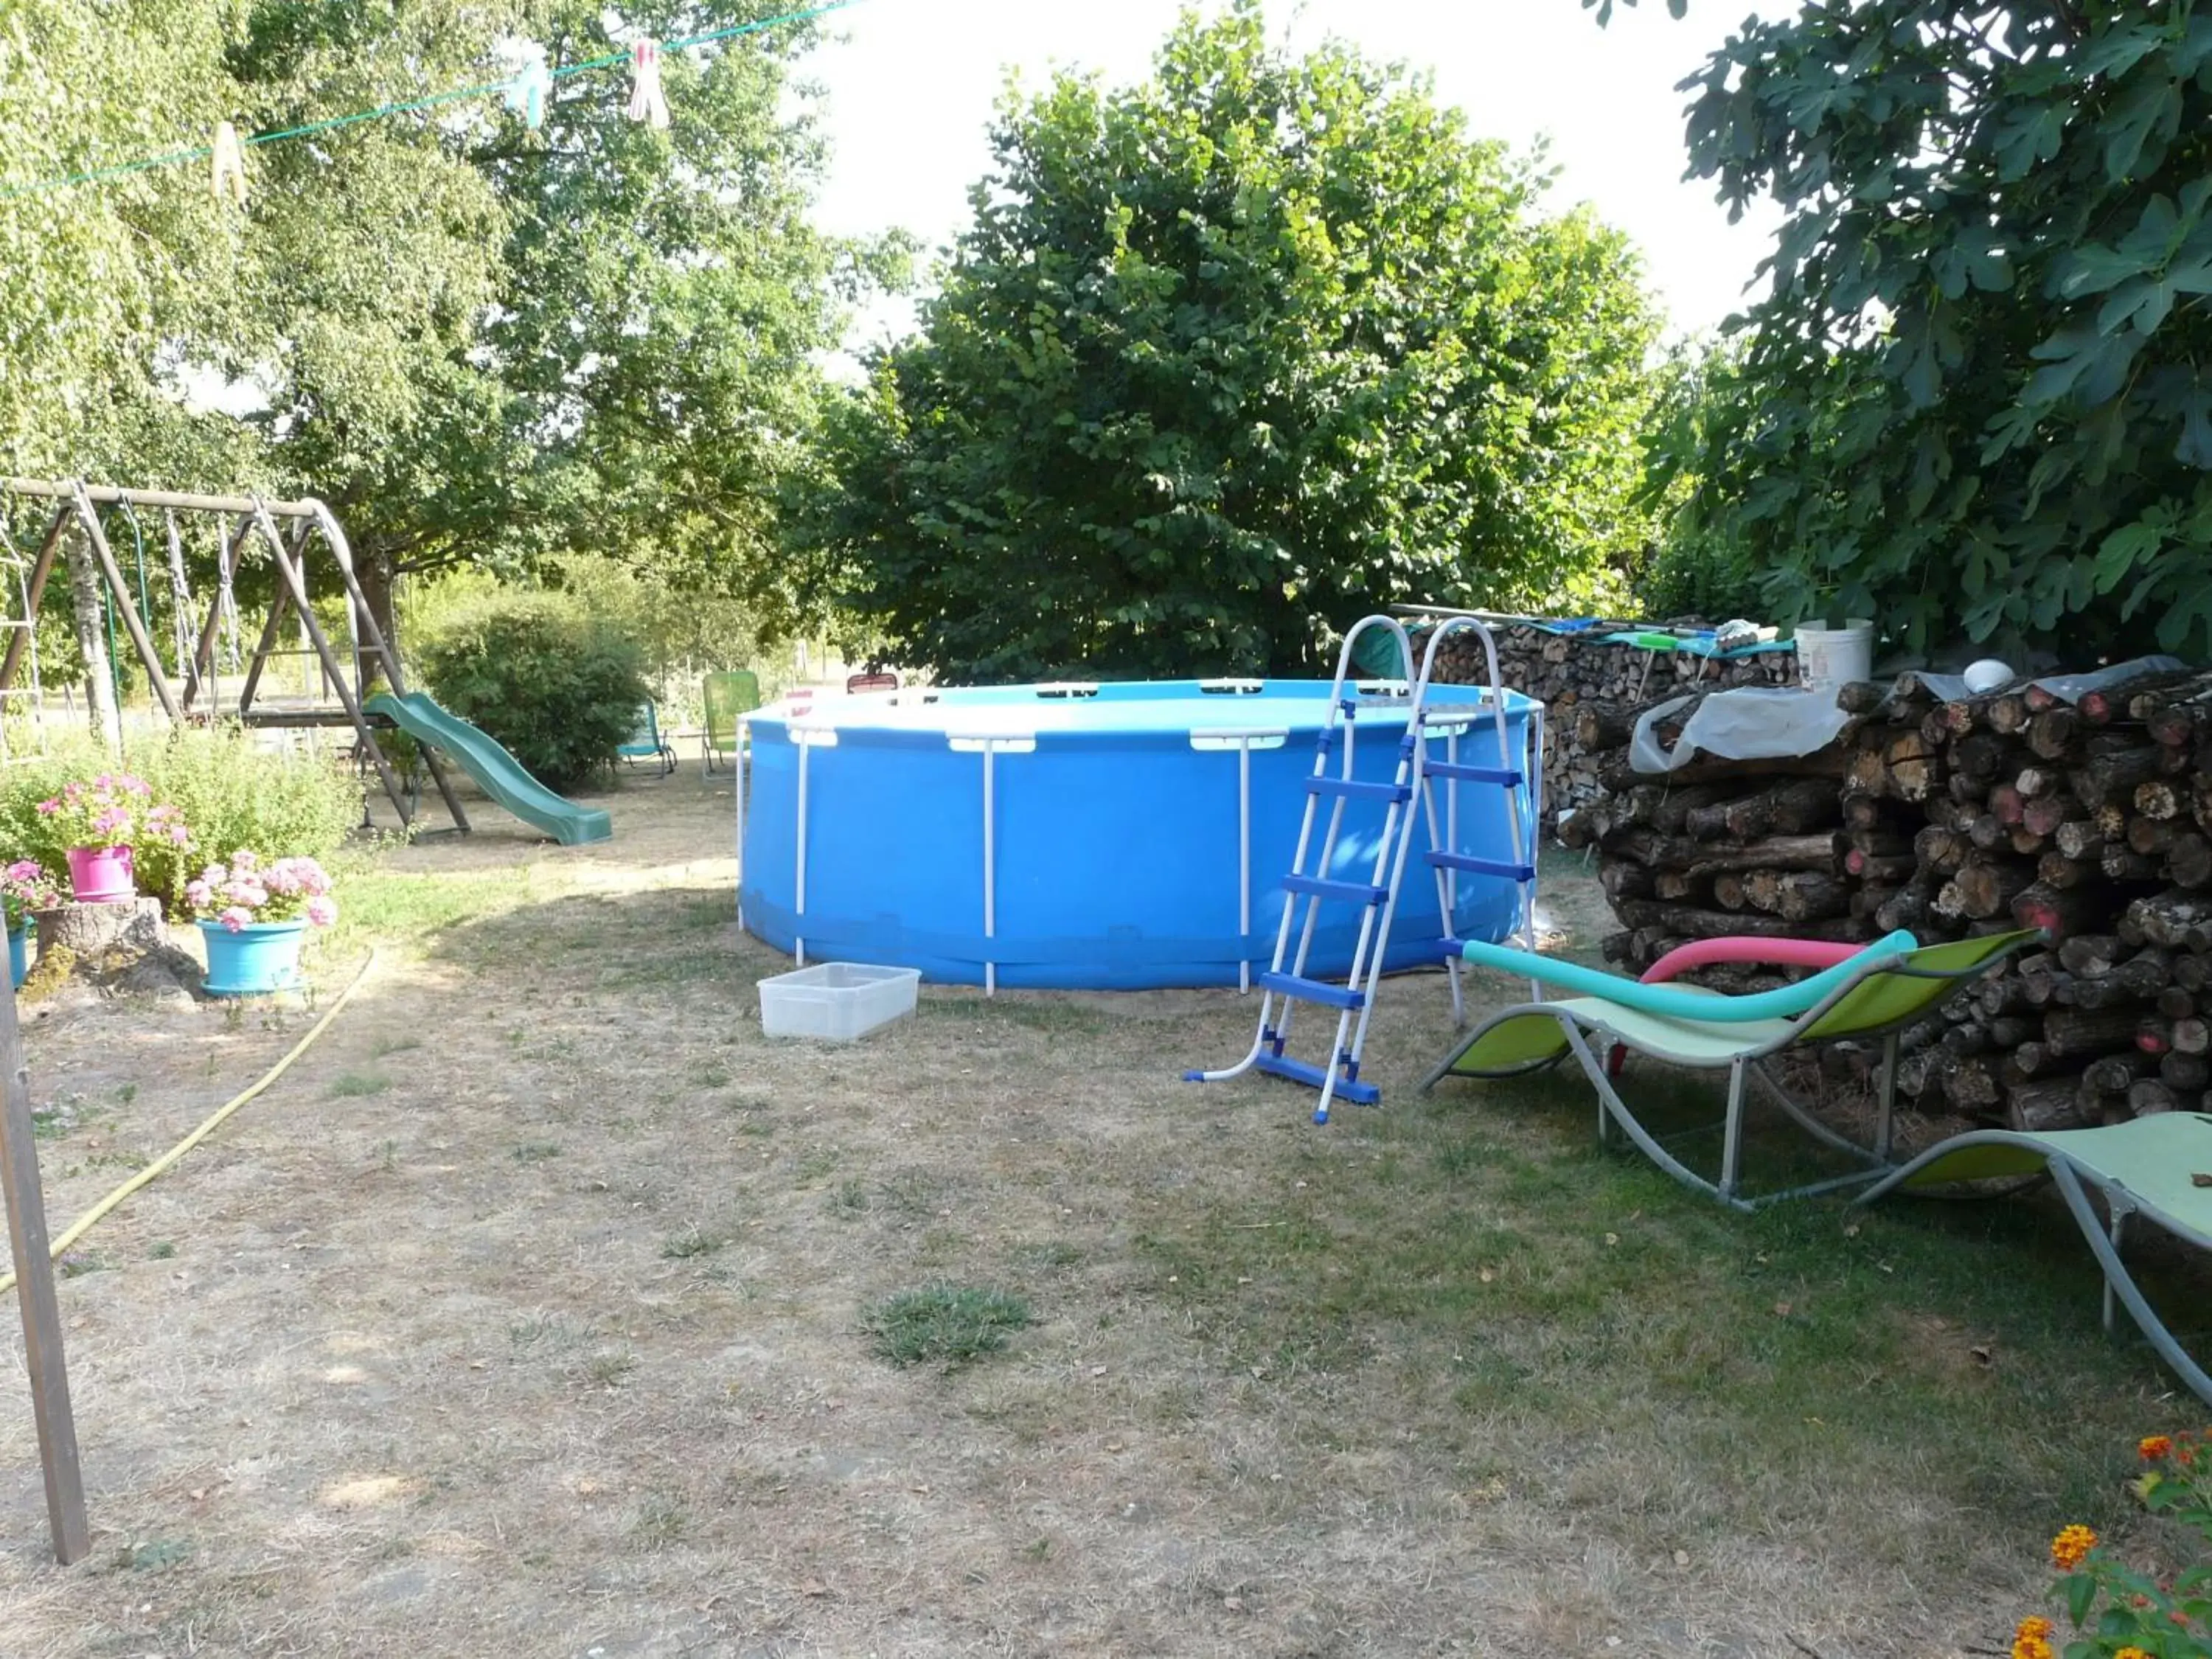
top-left (1458, 931), bottom-right (1921, 1023)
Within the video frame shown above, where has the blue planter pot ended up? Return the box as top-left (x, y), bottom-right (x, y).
top-left (199, 919), bottom-right (308, 997)
top-left (7, 925), bottom-right (29, 990)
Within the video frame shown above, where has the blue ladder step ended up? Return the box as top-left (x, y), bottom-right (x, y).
top-left (1427, 850), bottom-right (1537, 882)
top-left (1253, 1051), bottom-right (1382, 1105)
top-left (1281, 873), bottom-right (1388, 905)
top-left (1259, 970), bottom-right (1366, 1010)
top-left (1424, 759), bottom-right (1523, 786)
top-left (1305, 775), bottom-right (1411, 804)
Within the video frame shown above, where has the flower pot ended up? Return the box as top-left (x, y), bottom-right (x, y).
top-left (66, 844), bottom-right (136, 904)
top-left (198, 919), bottom-right (308, 997)
top-left (1795, 619), bottom-right (1876, 698)
top-left (7, 924), bottom-right (29, 990)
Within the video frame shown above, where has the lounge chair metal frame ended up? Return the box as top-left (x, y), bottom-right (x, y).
top-left (1421, 932), bottom-right (2041, 1213)
top-left (1856, 1113), bottom-right (2212, 1406)
top-left (619, 699), bottom-right (678, 778)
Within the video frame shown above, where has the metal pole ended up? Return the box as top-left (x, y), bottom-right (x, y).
top-left (1238, 738), bottom-right (1252, 995)
top-left (0, 975), bottom-right (90, 1563)
top-left (981, 743), bottom-right (999, 997)
top-left (734, 715), bottom-right (749, 931)
top-left (3, 476), bottom-right (324, 518)
top-left (0, 504), bottom-right (66, 695)
top-left (795, 735), bottom-right (810, 967)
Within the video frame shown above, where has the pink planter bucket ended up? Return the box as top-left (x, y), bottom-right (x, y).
top-left (66, 844), bottom-right (136, 904)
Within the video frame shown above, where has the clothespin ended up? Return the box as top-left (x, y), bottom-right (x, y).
top-left (502, 59), bottom-right (552, 131)
top-left (210, 122), bottom-right (248, 205)
top-left (627, 38), bottom-right (670, 129)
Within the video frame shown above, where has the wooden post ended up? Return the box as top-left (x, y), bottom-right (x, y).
top-left (0, 981), bottom-right (91, 1564)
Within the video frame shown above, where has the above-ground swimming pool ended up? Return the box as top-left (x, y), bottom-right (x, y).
top-left (737, 679), bottom-right (1541, 991)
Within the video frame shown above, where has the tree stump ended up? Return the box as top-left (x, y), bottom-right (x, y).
top-left (35, 899), bottom-right (165, 959)
top-left (27, 900), bottom-right (201, 1008)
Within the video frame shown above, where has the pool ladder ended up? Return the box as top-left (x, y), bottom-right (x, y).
top-left (1184, 615), bottom-right (1539, 1124)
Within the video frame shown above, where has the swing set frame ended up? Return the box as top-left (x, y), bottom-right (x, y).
top-left (0, 476), bottom-right (469, 832)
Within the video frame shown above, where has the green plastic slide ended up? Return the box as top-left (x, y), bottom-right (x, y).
top-left (364, 691), bottom-right (612, 846)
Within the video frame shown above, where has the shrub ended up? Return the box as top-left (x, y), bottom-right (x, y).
top-left (0, 728), bottom-right (361, 911)
top-left (1635, 530), bottom-right (1769, 625)
top-left (130, 728), bottom-right (361, 908)
top-left (419, 591), bottom-right (650, 793)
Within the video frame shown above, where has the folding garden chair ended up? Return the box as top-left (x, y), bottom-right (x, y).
top-left (1855, 1112), bottom-right (2212, 1406)
top-left (618, 700), bottom-right (677, 777)
top-left (702, 669), bottom-right (760, 775)
top-left (1421, 928), bottom-right (2042, 1211)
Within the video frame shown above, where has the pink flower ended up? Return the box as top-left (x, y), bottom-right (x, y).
top-left (35, 799), bottom-right (57, 816)
top-left (218, 906), bottom-right (252, 933)
top-left (231, 849), bottom-right (259, 873)
top-left (305, 897), bottom-right (337, 928)
top-left (204, 863), bottom-right (228, 886)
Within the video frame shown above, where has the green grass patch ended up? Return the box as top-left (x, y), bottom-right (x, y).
top-left (863, 1284), bottom-right (1034, 1369)
top-left (1119, 1070), bottom-right (2203, 1563)
top-left (660, 1225), bottom-right (723, 1260)
top-left (327, 1072), bottom-right (392, 1099)
top-left (330, 866), bottom-right (535, 955)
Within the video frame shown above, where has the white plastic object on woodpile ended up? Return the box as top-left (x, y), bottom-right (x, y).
top-left (1962, 658), bottom-right (2014, 695)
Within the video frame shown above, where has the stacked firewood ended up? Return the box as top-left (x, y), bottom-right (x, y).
top-left (1568, 663), bottom-right (2212, 1130)
top-left (1557, 698), bottom-right (1865, 992)
top-left (1840, 668), bottom-right (2212, 1127)
top-left (1419, 621), bottom-right (1798, 824)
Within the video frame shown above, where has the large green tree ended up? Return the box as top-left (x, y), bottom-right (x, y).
top-left (1603, 0), bottom-right (2212, 660)
top-left (1, 2), bottom-right (866, 670)
top-left (799, 1), bottom-right (1666, 681)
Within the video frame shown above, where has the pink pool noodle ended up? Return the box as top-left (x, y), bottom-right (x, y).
top-left (1639, 936), bottom-right (1863, 985)
top-left (1604, 936), bottom-right (1866, 1078)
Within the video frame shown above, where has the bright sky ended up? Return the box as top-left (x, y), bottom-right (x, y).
top-left (804, 0), bottom-right (1789, 354)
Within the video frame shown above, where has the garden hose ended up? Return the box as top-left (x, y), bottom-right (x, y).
top-left (0, 950), bottom-right (377, 1297)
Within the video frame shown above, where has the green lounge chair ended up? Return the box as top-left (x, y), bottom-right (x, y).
top-left (618, 700), bottom-right (677, 777)
top-left (1420, 929), bottom-right (2043, 1211)
top-left (1855, 1113), bottom-right (2212, 1406)
top-left (702, 669), bottom-right (761, 775)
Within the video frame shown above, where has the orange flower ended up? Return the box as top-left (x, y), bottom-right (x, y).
top-left (2139, 1434), bottom-right (2174, 1461)
top-left (2115, 1648), bottom-right (2152, 1659)
top-left (2050, 1524), bottom-right (2097, 1571)
top-left (2012, 1615), bottom-right (2056, 1659)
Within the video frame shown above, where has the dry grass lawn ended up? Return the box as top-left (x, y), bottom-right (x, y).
top-left (2, 774), bottom-right (2206, 1658)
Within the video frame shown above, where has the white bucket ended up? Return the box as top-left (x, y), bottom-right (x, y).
top-left (1795, 619), bottom-right (1874, 696)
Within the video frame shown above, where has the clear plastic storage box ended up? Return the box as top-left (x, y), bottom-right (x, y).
top-left (757, 961), bottom-right (920, 1041)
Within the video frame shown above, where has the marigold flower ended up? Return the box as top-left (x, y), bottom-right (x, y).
top-left (2049, 1524), bottom-right (2097, 1571)
top-left (2012, 1615), bottom-right (2056, 1659)
top-left (2115, 1647), bottom-right (2152, 1659)
top-left (2140, 1434), bottom-right (2174, 1461)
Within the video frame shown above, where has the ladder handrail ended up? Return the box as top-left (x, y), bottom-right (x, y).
top-left (1187, 613), bottom-right (1543, 1123)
